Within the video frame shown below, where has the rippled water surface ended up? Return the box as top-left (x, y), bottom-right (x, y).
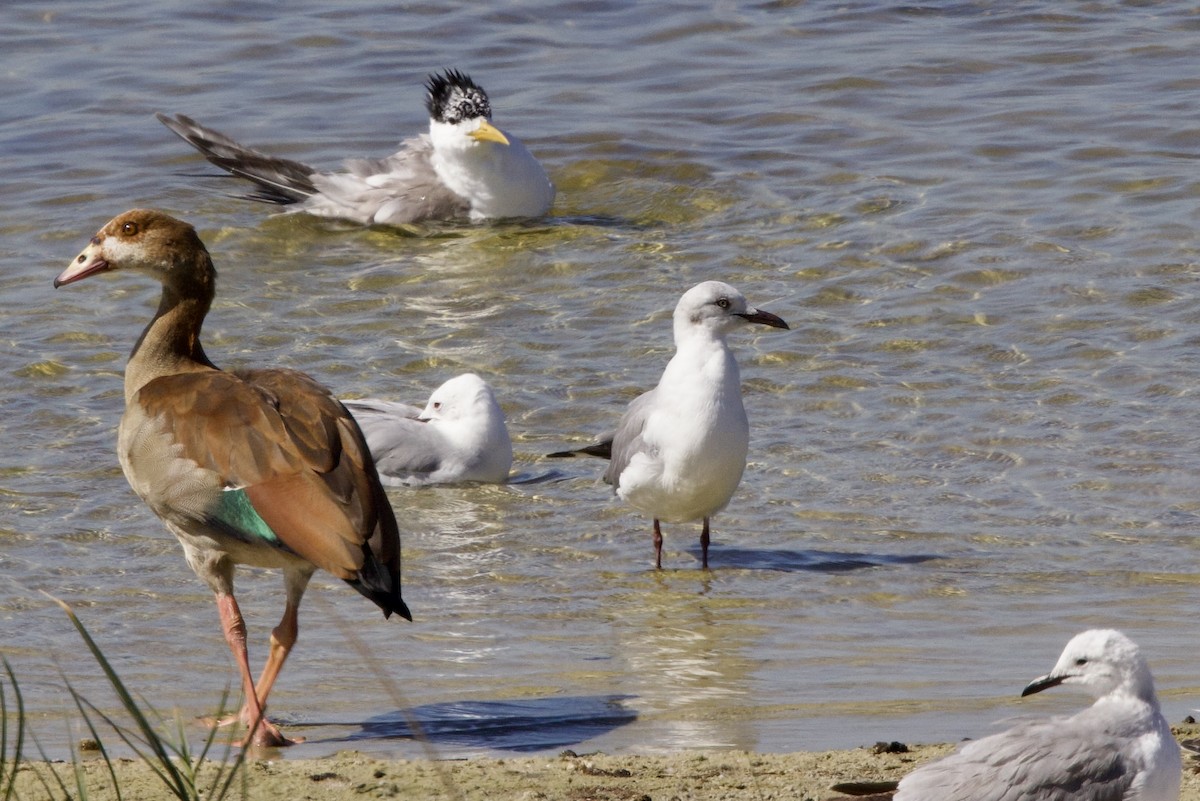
top-left (5, 1), bottom-right (1200, 760)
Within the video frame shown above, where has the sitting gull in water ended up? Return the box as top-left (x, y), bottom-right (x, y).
top-left (344, 373), bottom-right (512, 486)
top-left (550, 281), bottom-right (788, 569)
top-left (888, 629), bottom-right (1181, 801)
top-left (157, 69), bottom-right (555, 225)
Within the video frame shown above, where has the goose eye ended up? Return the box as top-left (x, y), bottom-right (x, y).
top-left (121, 221), bottom-right (139, 236)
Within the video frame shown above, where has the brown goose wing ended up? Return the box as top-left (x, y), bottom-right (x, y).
top-left (134, 368), bottom-right (407, 617)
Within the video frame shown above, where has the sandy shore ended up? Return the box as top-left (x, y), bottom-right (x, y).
top-left (13, 726), bottom-right (1200, 801)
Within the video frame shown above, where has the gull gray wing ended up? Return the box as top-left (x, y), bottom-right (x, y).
top-left (895, 713), bottom-right (1133, 801)
top-left (343, 399), bottom-right (445, 480)
top-left (604, 389), bottom-right (657, 489)
top-left (343, 398), bottom-right (423, 424)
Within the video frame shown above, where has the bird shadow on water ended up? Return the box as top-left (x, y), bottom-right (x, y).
top-left (326, 694), bottom-right (638, 753)
top-left (692, 546), bottom-right (939, 573)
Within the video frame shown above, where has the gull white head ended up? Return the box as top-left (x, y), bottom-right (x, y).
top-left (673, 281), bottom-right (790, 344)
top-left (417, 372), bottom-right (512, 483)
top-left (418, 373), bottom-right (503, 424)
top-left (1021, 629), bottom-right (1156, 703)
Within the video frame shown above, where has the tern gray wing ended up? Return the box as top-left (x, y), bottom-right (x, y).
top-left (308, 136), bottom-right (469, 224)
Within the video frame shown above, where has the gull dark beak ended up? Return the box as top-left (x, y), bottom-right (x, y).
top-left (1020, 672), bottom-right (1067, 697)
top-left (737, 308), bottom-right (789, 330)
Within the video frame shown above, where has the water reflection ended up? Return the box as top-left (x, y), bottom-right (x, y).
top-left (607, 573), bottom-right (759, 751)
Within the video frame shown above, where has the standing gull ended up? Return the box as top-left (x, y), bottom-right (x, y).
top-left (890, 629), bottom-right (1181, 801)
top-left (344, 373), bottom-right (513, 486)
top-left (551, 281), bottom-right (788, 569)
top-left (157, 69), bottom-right (554, 225)
top-left (55, 209), bottom-right (410, 747)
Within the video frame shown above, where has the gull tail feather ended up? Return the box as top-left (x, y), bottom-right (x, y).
top-left (547, 440), bottom-right (613, 460)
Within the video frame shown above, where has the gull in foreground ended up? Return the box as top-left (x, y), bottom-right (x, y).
top-left (157, 69), bottom-right (554, 225)
top-left (344, 373), bottom-right (513, 486)
top-left (55, 209), bottom-right (410, 747)
top-left (550, 281), bottom-right (788, 569)
top-left (890, 629), bottom-right (1181, 801)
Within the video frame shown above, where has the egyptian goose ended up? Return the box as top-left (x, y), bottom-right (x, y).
top-left (343, 373), bottom-right (513, 486)
top-left (157, 69), bottom-right (554, 225)
top-left (550, 281), bottom-right (788, 569)
top-left (55, 209), bottom-right (411, 747)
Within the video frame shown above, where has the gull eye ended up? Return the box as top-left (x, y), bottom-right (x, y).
top-left (121, 221), bottom-right (139, 236)
top-left (1074, 658), bottom-right (1088, 666)
top-left (432, 402), bottom-right (442, 410)
top-left (715, 298), bottom-right (730, 310)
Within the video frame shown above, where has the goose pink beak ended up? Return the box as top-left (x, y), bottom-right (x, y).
top-left (55, 242), bottom-right (109, 288)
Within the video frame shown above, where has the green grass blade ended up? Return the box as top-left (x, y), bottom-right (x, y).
top-left (46, 593), bottom-right (251, 800)
top-left (47, 593), bottom-right (199, 799)
top-left (63, 720), bottom-right (90, 801)
top-left (197, 691), bottom-right (248, 801)
top-left (0, 661), bottom-right (11, 801)
top-left (24, 722), bottom-right (75, 801)
top-left (0, 660), bottom-right (22, 801)
top-left (77, 711), bottom-right (125, 801)
top-left (74, 691), bottom-right (192, 797)
top-left (67, 682), bottom-right (126, 801)
top-left (0, 661), bottom-right (77, 801)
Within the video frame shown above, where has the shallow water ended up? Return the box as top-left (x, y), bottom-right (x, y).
top-left (4, 0), bottom-right (1200, 760)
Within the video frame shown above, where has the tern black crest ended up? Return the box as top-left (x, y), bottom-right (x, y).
top-left (425, 69), bottom-right (492, 125)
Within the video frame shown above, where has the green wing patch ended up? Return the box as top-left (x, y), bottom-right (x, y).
top-left (212, 488), bottom-right (280, 545)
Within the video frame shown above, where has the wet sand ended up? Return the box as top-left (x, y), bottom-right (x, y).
top-left (16, 726), bottom-right (1200, 800)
